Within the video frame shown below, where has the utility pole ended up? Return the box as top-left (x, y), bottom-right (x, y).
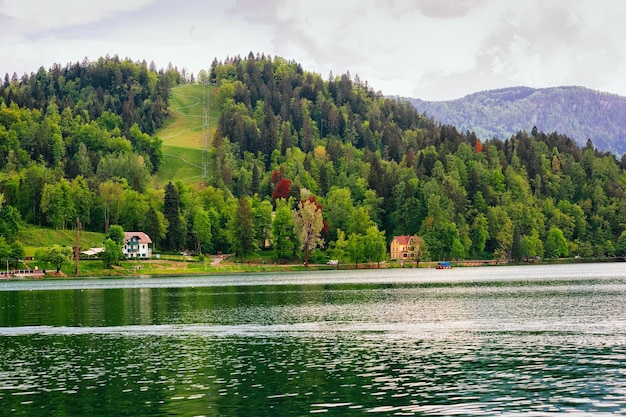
top-left (75, 218), bottom-right (81, 276)
top-left (202, 78), bottom-right (209, 180)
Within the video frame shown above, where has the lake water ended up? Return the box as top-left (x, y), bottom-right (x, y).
top-left (1, 263), bottom-right (626, 416)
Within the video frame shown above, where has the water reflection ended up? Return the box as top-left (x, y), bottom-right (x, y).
top-left (1, 264), bottom-right (626, 416)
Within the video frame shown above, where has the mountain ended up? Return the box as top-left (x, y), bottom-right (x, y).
top-left (3, 54), bottom-right (626, 262)
top-left (407, 86), bottom-right (626, 155)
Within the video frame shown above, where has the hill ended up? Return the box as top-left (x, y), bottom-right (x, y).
top-left (2, 53), bottom-right (626, 264)
top-left (407, 86), bottom-right (626, 155)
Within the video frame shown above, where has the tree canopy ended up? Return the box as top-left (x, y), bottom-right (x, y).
top-left (2, 53), bottom-right (626, 266)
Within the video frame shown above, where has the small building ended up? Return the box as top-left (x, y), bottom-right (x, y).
top-left (122, 232), bottom-right (153, 259)
top-left (81, 247), bottom-right (104, 258)
top-left (390, 235), bottom-right (420, 260)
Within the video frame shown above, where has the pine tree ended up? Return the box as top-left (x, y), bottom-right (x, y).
top-left (511, 225), bottom-right (522, 262)
top-left (228, 196), bottom-right (256, 259)
top-left (163, 182), bottom-right (184, 251)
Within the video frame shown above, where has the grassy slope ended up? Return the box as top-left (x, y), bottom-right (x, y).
top-left (154, 84), bottom-right (220, 186)
top-left (18, 225), bottom-right (105, 257)
top-left (14, 84), bottom-right (222, 275)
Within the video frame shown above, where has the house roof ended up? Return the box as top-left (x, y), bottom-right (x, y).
top-left (124, 232), bottom-right (152, 244)
top-left (392, 235), bottom-right (413, 245)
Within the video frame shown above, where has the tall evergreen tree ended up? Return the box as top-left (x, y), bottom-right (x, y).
top-left (511, 225), bottom-right (522, 262)
top-left (227, 196), bottom-right (256, 259)
top-left (163, 182), bottom-right (184, 251)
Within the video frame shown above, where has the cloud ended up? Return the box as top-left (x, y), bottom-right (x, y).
top-left (2, 0), bottom-right (626, 101)
top-left (223, 0), bottom-right (495, 95)
top-left (412, 0), bottom-right (487, 18)
top-left (411, 1), bottom-right (626, 100)
top-left (0, 0), bottom-right (156, 34)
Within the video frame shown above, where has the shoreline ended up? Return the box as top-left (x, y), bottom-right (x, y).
top-left (1, 256), bottom-right (623, 281)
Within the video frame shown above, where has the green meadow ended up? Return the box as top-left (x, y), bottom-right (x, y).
top-left (18, 225), bottom-right (106, 258)
top-left (154, 84), bottom-right (220, 186)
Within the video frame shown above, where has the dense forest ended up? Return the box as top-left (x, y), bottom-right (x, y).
top-left (409, 86), bottom-right (626, 155)
top-left (2, 53), bottom-right (626, 266)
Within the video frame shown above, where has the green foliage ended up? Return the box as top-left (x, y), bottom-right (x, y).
top-left (163, 182), bottom-right (184, 251)
top-left (511, 225), bottom-right (522, 262)
top-left (227, 196), bottom-right (256, 259)
top-left (40, 178), bottom-right (77, 229)
top-left (272, 200), bottom-right (297, 261)
top-left (616, 231), bottom-right (626, 256)
top-left (521, 230), bottom-right (544, 260)
top-left (101, 238), bottom-right (123, 269)
top-left (99, 180), bottom-right (124, 233)
top-left (361, 226), bottom-right (387, 266)
top-left (0, 205), bottom-right (21, 243)
top-left (1, 56), bottom-right (173, 134)
top-left (410, 86), bottom-right (626, 155)
top-left (107, 225), bottom-right (125, 246)
top-left (192, 208), bottom-right (212, 253)
top-left (10, 241), bottom-right (25, 266)
top-left (252, 197), bottom-right (273, 249)
top-left (346, 233), bottom-right (365, 267)
top-left (35, 245), bottom-right (72, 273)
top-left (326, 229), bottom-right (348, 264)
top-left (545, 227), bottom-right (569, 258)
top-left (97, 152), bottom-right (151, 193)
top-left (0, 236), bottom-right (11, 267)
top-left (3, 53), bottom-right (626, 266)
top-left (142, 206), bottom-right (167, 249)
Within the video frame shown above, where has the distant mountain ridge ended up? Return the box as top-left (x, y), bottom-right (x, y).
top-left (407, 86), bottom-right (626, 155)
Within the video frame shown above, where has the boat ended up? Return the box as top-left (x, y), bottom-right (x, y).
top-left (436, 261), bottom-right (452, 269)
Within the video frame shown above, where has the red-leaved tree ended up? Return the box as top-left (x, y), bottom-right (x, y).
top-left (270, 169), bottom-right (282, 185)
top-left (273, 178), bottom-right (292, 200)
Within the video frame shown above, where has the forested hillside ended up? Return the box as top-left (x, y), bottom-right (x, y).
top-left (2, 53), bottom-right (626, 266)
top-left (409, 86), bottom-right (626, 155)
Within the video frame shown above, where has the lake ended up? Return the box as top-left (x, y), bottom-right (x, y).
top-left (1, 263), bottom-right (626, 416)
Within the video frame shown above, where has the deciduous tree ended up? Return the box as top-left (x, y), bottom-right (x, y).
top-left (192, 208), bottom-right (212, 253)
top-left (101, 238), bottom-right (123, 269)
top-left (545, 227), bottom-right (569, 258)
top-left (361, 225), bottom-right (387, 267)
top-left (292, 198), bottom-right (324, 266)
top-left (99, 180), bottom-right (124, 233)
top-left (36, 245), bottom-right (72, 273)
top-left (273, 178), bottom-right (292, 200)
top-left (107, 225), bottom-right (125, 246)
top-left (272, 200), bottom-right (296, 261)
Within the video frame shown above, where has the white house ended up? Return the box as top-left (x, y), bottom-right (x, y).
top-left (122, 232), bottom-right (153, 259)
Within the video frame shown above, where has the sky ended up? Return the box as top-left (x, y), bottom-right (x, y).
top-left (1, 0), bottom-right (625, 101)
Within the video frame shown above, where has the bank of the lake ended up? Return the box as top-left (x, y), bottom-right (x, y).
top-left (6, 254), bottom-right (623, 280)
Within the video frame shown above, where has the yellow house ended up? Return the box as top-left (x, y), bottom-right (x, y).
top-left (390, 235), bottom-right (419, 260)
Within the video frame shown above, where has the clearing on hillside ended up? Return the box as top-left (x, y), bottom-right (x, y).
top-left (154, 83), bottom-right (219, 185)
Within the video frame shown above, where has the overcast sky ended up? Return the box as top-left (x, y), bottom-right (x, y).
top-left (1, 0), bottom-right (625, 101)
